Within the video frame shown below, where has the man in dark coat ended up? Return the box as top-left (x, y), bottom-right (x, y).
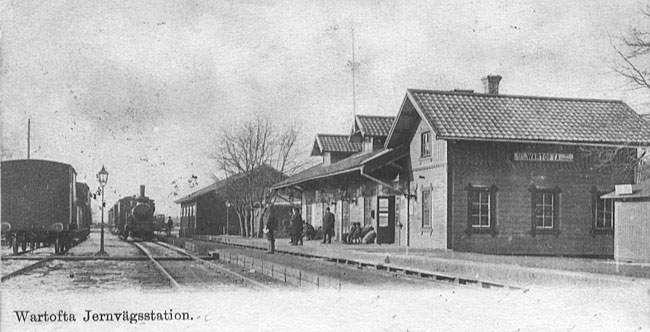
top-left (265, 205), bottom-right (278, 254)
top-left (322, 207), bottom-right (335, 244)
top-left (166, 217), bottom-right (173, 236)
top-left (290, 207), bottom-right (303, 245)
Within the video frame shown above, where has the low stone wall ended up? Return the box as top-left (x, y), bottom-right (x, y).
top-left (191, 235), bottom-right (650, 288)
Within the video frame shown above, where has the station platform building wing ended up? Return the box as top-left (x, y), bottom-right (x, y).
top-left (175, 165), bottom-right (289, 237)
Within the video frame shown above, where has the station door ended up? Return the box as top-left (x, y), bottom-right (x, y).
top-left (376, 196), bottom-right (395, 244)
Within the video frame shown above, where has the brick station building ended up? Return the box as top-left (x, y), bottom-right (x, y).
top-left (274, 76), bottom-right (650, 256)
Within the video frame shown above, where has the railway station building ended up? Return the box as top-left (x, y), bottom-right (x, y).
top-left (272, 75), bottom-right (650, 256)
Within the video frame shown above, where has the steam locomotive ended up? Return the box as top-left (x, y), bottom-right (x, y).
top-left (1, 159), bottom-right (91, 254)
top-left (109, 185), bottom-right (156, 240)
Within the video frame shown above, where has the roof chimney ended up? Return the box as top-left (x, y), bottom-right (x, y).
top-left (481, 75), bottom-right (502, 95)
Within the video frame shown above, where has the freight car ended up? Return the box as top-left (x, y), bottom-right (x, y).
top-left (153, 214), bottom-right (167, 235)
top-left (112, 185), bottom-right (156, 240)
top-left (1, 159), bottom-right (90, 254)
top-left (109, 196), bottom-right (136, 237)
top-left (74, 182), bottom-right (92, 240)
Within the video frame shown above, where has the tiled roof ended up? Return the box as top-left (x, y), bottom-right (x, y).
top-left (314, 134), bottom-right (361, 154)
top-left (272, 146), bottom-right (408, 190)
top-left (356, 115), bottom-right (394, 137)
top-left (642, 113), bottom-right (650, 122)
top-left (406, 90), bottom-right (650, 146)
top-left (174, 173), bottom-right (246, 204)
top-left (175, 165), bottom-right (285, 203)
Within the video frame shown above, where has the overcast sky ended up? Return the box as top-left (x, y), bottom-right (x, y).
top-left (1, 0), bottom-right (648, 216)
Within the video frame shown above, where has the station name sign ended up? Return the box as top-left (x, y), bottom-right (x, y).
top-left (514, 152), bottom-right (574, 162)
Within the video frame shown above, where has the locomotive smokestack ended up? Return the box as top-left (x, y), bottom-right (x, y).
top-left (140, 185), bottom-right (145, 197)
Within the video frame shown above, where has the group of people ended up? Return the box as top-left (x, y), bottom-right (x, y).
top-left (289, 206), bottom-right (335, 245)
top-left (342, 222), bottom-right (376, 244)
top-left (264, 206), bottom-right (336, 254)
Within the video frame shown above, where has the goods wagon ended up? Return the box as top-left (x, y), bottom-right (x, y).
top-left (1, 159), bottom-right (87, 253)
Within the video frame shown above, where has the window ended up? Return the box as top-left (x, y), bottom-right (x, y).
top-left (591, 187), bottom-right (614, 235)
top-left (529, 185), bottom-right (561, 237)
top-left (378, 197), bottom-right (389, 227)
top-left (465, 184), bottom-right (498, 236)
top-left (421, 132), bottom-right (431, 157)
top-left (421, 189), bottom-right (431, 228)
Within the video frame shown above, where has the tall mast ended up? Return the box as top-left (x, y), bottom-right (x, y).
top-left (27, 118), bottom-right (31, 159)
top-left (351, 23), bottom-right (356, 119)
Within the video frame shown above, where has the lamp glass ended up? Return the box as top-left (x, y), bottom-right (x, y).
top-left (97, 165), bottom-right (109, 186)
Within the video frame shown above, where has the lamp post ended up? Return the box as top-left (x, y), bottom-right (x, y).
top-left (225, 201), bottom-right (231, 236)
top-left (96, 165), bottom-right (109, 256)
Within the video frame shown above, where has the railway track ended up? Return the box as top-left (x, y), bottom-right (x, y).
top-left (1, 244), bottom-right (76, 282)
top-left (2, 237), bottom-right (278, 291)
top-left (131, 241), bottom-right (271, 291)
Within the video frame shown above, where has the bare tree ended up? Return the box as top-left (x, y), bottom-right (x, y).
top-left (578, 146), bottom-right (646, 176)
top-left (214, 116), bottom-right (308, 237)
top-left (612, 5), bottom-right (650, 92)
top-left (608, 7), bottom-right (650, 181)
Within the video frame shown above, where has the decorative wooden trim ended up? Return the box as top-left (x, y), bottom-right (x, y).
top-left (412, 162), bottom-right (447, 172)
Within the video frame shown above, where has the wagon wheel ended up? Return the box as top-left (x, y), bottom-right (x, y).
top-left (12, 234), bottom-right (19, 254)
top-left (59, 237), bottom-right (68, 253)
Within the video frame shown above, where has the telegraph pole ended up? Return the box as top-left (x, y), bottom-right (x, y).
top-left (351, 23), bottom-right (357, 118)
top-left (27, 119), bottom-right (31, 159)
top-left (346, 21), bottom-right (360, 121)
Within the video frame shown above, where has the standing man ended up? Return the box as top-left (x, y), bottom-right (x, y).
top-left (290, 207), bottom-right (302, 246)
top-left (322, 207), bottom-right (335, 244)
top-left (167, 217), bottom-right (173, 236)
top-left (265, 204), bottom-right (278, 254)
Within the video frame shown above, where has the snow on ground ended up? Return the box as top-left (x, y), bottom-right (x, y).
top-left (66, 229), bottom-right (142, 257)
top-left (1, 285), bottom-right (648, 332)
top-left (2, 230), bottom-right (648, 331)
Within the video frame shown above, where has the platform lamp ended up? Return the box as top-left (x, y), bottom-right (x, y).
top-left (225, 200), bottom-right (231, 236)
top-left (95, 165), bottom-right (109, 256)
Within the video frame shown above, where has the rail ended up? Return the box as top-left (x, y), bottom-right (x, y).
top-left (1, 256), bottom-right (55, 282)
top-left (153, 241), bottom-right (269, 290)
top-left (1, 244), bottom-right (76, 282)
top-left (132, 242), bottom-right (184, 292)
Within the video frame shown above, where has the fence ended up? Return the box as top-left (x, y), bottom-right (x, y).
top-left (218, 250), bottom-right (343, 290)
top-left (161, 236), bottom-right (345, 290)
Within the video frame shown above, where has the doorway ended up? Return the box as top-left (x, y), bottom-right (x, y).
top-left (376, 196), bottom-right (395, 244)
